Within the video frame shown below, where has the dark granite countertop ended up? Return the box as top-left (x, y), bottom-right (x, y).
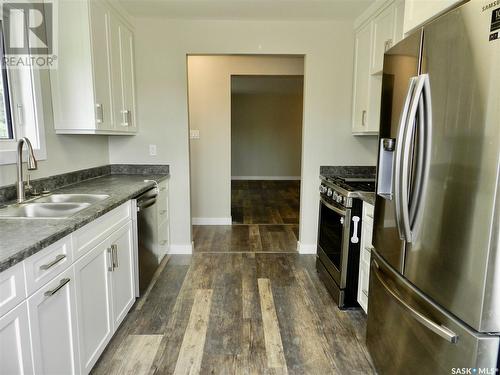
top-left (0, 174), bottom-right (168, 272)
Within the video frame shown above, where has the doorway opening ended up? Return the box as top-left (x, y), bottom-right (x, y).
top-left (187, 55), bottom-right (305, 253)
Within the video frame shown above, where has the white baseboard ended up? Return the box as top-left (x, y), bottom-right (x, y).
top-left (231, 176), bottom-right (301, 181)
top-left (298, 242), bottom-right (316, 254)
top-left (192, 217), bottom-right (232, 225)
top-left (169, 243), bottom-right (193, 254)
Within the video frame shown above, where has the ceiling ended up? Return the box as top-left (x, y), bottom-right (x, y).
top-left (116, 0), bottom-right (374, 20)
top-left (231, 75), bottom-right (303, 95)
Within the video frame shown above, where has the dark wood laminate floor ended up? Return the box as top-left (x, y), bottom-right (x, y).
top-left (193, 225), bottom-right (299, 253)
top-left (231, 180), bottom-right (300, 224)
top-left (91, 235), bottom-right (375, 374)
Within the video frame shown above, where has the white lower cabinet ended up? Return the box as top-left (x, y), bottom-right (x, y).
top-left (74, 220), bottom-right (135, 374)
top-left (358, 202), bottom-right (374, 313)
top-left (109, 222), bottom-right (135, 328)
top-left (0, 202), bottom-right (138, 375)
top-left (28, 267), bottom-right (80, 375)
top-left (0, 302), bottom-right (34, 375)
top-left (74, 239), bottom-right (114, 374)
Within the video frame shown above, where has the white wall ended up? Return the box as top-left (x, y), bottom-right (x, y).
top-left (231, 90), bottom-right (303, 179)
top-left (108, 19), bottom-right (379, 253)
top-left (187, 55), bottom-right (304, 222)
top-left (0, 71), bottom-right (109, 187)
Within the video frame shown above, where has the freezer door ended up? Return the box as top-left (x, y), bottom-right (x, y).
top-left (403, 1), bottom-right (500, 332)
top-left (367, 250), bottom-right (500, 375)
top-left (373, 31), bottom-right (422, 272)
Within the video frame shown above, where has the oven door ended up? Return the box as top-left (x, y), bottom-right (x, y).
top-left (317, 198), bottom-right (351, 288)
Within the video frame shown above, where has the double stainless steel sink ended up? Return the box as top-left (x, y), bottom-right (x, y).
top-left (0, 194), bottom-right (110, 219)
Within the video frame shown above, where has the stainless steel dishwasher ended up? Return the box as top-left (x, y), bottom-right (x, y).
top-left (135, 187), bottom-right (159, 294)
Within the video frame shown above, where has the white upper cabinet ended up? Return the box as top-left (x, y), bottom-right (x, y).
top-left (352, 0), bottom-right (405, 135)
top-left (51, 0), bottom-right (137, 135)
top-left (89, 0), bottom-right (114, 131)
top-left (403, 0), bottom-right (463, 34)
top-left (352, 22), bottom-right (373, 134)
top-left (371, 5), bottom-right (396, 74)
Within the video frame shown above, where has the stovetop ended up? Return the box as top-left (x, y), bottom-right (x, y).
top-left (321, 175), bottom-right (376, 193)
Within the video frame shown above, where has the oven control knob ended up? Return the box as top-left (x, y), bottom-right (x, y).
top-left (332, 191), bottom-right (338, 200)
top-left (327, 188), bottom-right (333, 197)
top-left (319, 185), bottom-right (327, 194)
top-left (337, 195), bottom-right (343, 204)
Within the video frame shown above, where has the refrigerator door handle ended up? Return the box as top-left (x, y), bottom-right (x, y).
top-left (408, 74), bottom-right (432, 242)
top-left (394, 77), bottom-right (418, 240)
top-left (372, 260), bottom-right (459, 344)
top-left (400, 75), bottom-right (426, 242)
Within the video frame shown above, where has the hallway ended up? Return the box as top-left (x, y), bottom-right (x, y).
top-left (231, 180), bottom-right (300, 225)
top-left (91, 250), bottom-right (375, 375)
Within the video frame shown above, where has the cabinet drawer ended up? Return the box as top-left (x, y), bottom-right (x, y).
top-left (72, 202), bottom-right (131, 260)
top-left (0, 262), bottom-right (27, 317)
top-left (24, 236), bottom-right (73, 296)
top-left (362, 221), bottom-right (374, 249)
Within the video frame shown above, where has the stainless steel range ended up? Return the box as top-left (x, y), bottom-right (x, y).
top-left (316, 175), bottom-right (375, 309)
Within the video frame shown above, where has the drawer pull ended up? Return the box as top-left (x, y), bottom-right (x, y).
top-left (40, 254), bottom-right (66, 270)
top-left (44, 278), bottom-right (70, 297)
top-left (107, 247), bottom-right (114, 271)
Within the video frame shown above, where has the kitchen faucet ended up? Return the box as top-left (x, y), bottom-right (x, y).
top-left (16, 137), bottom-right (38, 203)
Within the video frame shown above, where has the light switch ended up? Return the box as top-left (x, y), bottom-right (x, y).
top-left (149, 144), bottom-right (157, 156)
top-left (190, 129), bottom-right (200, 139)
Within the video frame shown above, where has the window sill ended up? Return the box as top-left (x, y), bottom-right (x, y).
top-left (0, 147), bottom-right (47, 165)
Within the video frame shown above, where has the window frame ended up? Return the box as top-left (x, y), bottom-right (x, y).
top-left (0, 12), bottom-right (47, 166)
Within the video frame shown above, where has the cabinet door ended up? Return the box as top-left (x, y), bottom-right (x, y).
top-left (0, 302), bottom-right (34, 374)
top-left (403, 0), bottom-right (461, 34)
top-left (109, 222), bottom-right (135, 328)
top-left (371, 4), bottom-right (396, 74)
top-left (74, 242), bottom-right (113, 374)
top-left (352, 22), bottom-right (372, 133)
top-left (28, 267), bottom-right (80, 375)
top-left (119, 24), bottom-right (137, 133)
top-left (109, 13), bottom-right (124, 133)
top-left (89, 0), bottom-right (114, 130)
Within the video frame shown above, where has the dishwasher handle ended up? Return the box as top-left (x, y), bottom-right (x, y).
top-left (137, 197), bottom-right (157, 212)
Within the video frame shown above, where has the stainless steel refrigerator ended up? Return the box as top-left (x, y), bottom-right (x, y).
top-left (367, 1), bottom-right (500, 373)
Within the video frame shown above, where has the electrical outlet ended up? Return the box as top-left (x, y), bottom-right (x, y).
top-left (149, 144), bottom-right (157, 156)
top-left (190, 129), bottom-right (200, 139)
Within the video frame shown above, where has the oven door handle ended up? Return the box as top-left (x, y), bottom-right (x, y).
top-left (320, 198), bottom-right (347, 216)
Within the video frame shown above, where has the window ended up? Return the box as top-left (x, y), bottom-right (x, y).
top-left (0, 21), bottom-right (14, 140)
top-left (0, 18), bottom-right (46, 165)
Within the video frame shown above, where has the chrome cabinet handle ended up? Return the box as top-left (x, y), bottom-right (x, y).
top-left (372, 261), bottom-right (458, 343)
top-left (111, 244), bottom-right (118, 269)
top-left (96, 103), bottom-right (104, 123)
top-left (107, 247), bottom-right (114, 271)
top-left (40, 254), bottom-right (66, 270)
top-left (361, 110), bottom-right (367, 126)
top-left (44, 278), bottom-right (70, 297)
top-left (120, 109), bottom-right (131, 127)
top-left (351, 216), bottom-right (360, 244)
